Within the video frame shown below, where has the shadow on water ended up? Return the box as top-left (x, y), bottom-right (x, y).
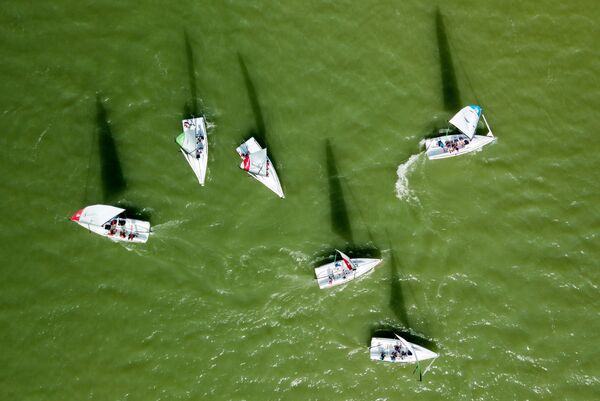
top-left (183, 30), bottom-right (203, 119)
top-left (388, 237), bottom-right (411, 329)
top-left (344, 180), bottom-right (376, 245)
top-left (326, 139), bottom-right (354, 244)
top-left (436, 8), bottom-right (461, 112)
top-left (368, 325), bottom-right (438, 351)
top-left (238, 53), bottom-right (268, 147)
top-left (96, 95), bottom-right (126, 202)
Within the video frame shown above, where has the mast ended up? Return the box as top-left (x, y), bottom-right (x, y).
top-left (481, 113), bottom-right (494, 137)
top-left (395, 334), bottom-right (437, 381)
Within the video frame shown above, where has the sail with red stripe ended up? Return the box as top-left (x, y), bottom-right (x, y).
top-left (336, 249), bottom-right (356, 270)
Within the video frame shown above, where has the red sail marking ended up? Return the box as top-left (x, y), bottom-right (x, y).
top-left (342, 257), bottom-right (353, 271)
top-left (70, 209), bottom-right (84, 221)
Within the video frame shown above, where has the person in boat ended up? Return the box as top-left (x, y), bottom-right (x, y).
top-left (120, 230), bottom-right (126, 238)
top-left (106, 220), bottom-right (117, 236)
top-left (437, 140), bottom-right (444, 148)
top-left (242, 153), bottom-right (251, 170)
top-left (380, 351), bottom-right (386, 360)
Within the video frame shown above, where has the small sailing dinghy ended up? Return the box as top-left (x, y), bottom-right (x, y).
top-left (70, 205), bottom-right (151, 243)
top-left (370, 334), bottom-right (438, 379)
top-left (424, 105), bottom-right (496, 160)
top-left (176, 117), bottom-right (208, 185)
top-left (314, 249), bottom-right (382, 289)
top-left (236, 137), bottom-right (284, 198)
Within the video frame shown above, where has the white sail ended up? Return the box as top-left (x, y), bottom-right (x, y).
top-left (241, 148), bottom-right (269, 176)
top-left (449, 105), bottom-right (481, 139)
top-left (336, 249), bottom-right (356, 270)
top-left (71, 205), bottom-right (125, 227)
top-left (236, 137), bottom-right (284, 198)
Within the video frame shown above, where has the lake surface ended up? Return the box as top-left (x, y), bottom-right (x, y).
top-left (1, 0), bottom-right (599, 399)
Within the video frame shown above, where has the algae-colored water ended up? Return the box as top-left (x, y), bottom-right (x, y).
top-left (1, 1), bottom-right (599, 399)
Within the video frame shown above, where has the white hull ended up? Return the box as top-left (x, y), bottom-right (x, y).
top-left (237, 138), bottom-right (284, 198)
top-left (178, 117), bottom-right (208, 185)
top-left (370, 337), bottom-right (437, 364)
top-left (180, 148), bottom-right (208, 185)
top-left (425, 133), bottom-right (495, 160)
top-left (314, 258), bottom-right (382, 289)
top-left (71, 205), bottom-right (151, 243)
top-left (74, 218), bottom-right (150, 243)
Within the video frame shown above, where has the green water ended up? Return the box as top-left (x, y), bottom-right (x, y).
top-left (1, 0), bottom-right (599, 399)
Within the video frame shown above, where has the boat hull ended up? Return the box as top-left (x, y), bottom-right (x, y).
top-left (177, 117), bottom-right (208, 185)
top-left (314, 258), bottom-right (382, 289)
top-left (74, 218), bottom-right (150, 243)
top-left (425, 134), bottom-right (495, 160)
top-left (370, 337), bottom-right (437, 364)
top-left (237, 137), bottom-right (284, 198)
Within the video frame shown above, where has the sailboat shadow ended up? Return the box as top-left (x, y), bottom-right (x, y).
top-left (182, 30), bottom-right (204, 119)
top-left (344, 179), bottom-right (377, 245)
top-left (388, 241), bottom-right (411, 329)
top-left (325, 139), bottom-right (354, 245)
top-left (236, 53), bottom-right (280, 165)
top-left (238, 53), bottom-right (267, 146)
top-left (436, 8), bottom-right (461, 112)
top-left (96, 94), bottom-right (126, 203)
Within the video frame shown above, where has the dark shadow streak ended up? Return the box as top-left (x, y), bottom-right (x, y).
top-left (387, 233), bottom-right (411, 329)
top-left (436, 8), bottom-right (461, 112)
top-left (325, 139), bottom-right (353, 244)
top-left (183, 30), bottom-right (203, 119)
top-left (96, 95), bottom-right (126, 202)
top-left (344, 180), bottom-right (375, 245)
top-left (238, 53), bottom-right (268, 147)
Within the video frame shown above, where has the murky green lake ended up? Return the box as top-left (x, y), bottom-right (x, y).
top-left (1, 0), bottom-right (599, 399)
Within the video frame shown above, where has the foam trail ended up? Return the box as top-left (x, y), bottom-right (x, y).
top-left (395, 152), bottom-right (422, 203)
top-left (151, 219), bottom-right (188, 233)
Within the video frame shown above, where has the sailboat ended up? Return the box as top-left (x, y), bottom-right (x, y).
top-left (176, 117), bottom-right (208, 185)
top-left (314, 249), bottom-right (382, 289)
top-left (424, 105), bottom-right (496, 160)
top-left (236, 137), bottom-right (284, 198)
top-left (70, 205), bottom-right (151, 243)
top-left (370, 334), bottom-right (438, 379)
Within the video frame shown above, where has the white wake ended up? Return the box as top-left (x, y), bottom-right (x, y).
top-left (395, 152), bottom-right (422, 203)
